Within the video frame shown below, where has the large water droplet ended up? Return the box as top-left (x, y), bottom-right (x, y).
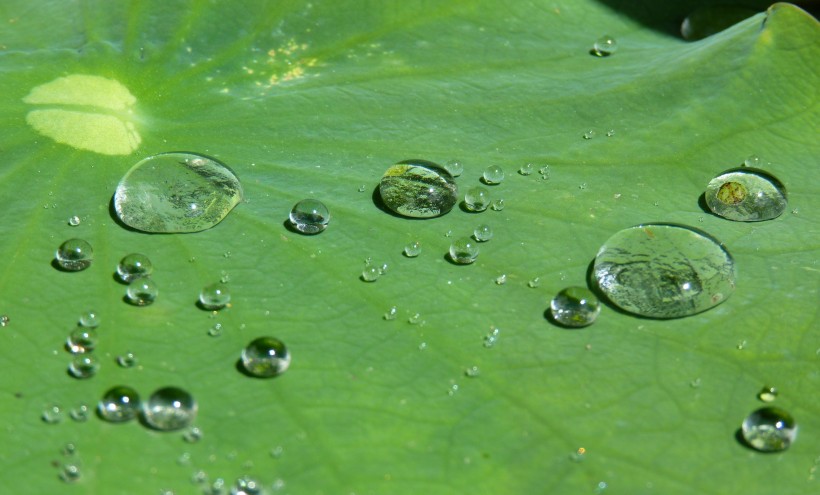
top-left (449, 237), bottom-right (479, 264)
top-left (704, 168), bottom-right (787, 221)
top-left (379, 160), bottom-right (458, 218)
top-left (288, 199), bottom-right (330, 234)
top-left (142, 387), bottom-right (197, 431)
top-left (549, 287), bottom-right (601, 327)
top-left (241, 337), bottom-right (291, 378)
top-left (98, 385), bottom-right (140, 422)
top-left (593, 224), bottom-right (736, 318)
top-left (55, 239), bottom-right (93, 271)
top-left (116, 253), bottom-right (153, 282)
top-left (68, 215), bottom-right (81, 226)
top-left (114, 152), bottom-right (243, 233)
top-left (741, 406), bottom-right (797, 452)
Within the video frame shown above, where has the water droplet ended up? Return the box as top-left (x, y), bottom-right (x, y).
top-left (741, 406), bottom-right (797, 452)
top-left (270, 445), bottom-right (284, 458)
top-left (594, 481), bottom-right (608, 494)
top-left (379, 160), bottom-right (458, 218)
top-left (606, 129), bottom-right (615, 137)
top-left (583, 130), bottom-right (596, 140)
top-left (491, 199), bottom-right (505, 211)
top-left (404, 241), bottom-right (422, 257)
top-left (357, 184), bottom-right (366, 193)
top-left (361, 264), bottom-right (381, 282)
top-left (183, 425), bottom-right (204, 443)
top-left (62, 443), bottom-right (77, 456)
top-left (42, 404), bottom-right (64, 424)
top-left (68, 215), bottom-right (81, 226)
top-left (464, 186), bottom-right (491, 212)
top-left (593, 224), bottom-right (736, 318)
top-left (447, 384), bottom-right (459, 396)
top-left (495, 274), bottom-right (507, 285)
top-left (288, 198), bottom-right (330, 234)
top-left (199, 282), bottom-right (230, 310)
top-left (70, 403), bottom-right (90, 422)
top-left (408, 313), bottom-right (424, 325)
top-left (241, 337), bottom-right (291, 378)
top-left (591, 35), bottom-right (617, 56)
top-left (444, 159), bottom-right (463, 177)
top-left (579, 182), bottom-right (588, 190)
top-left (78, 310), bottom-right (99, 328)
top-left (539, 165), bottom-right (551, 179)
top-left (114, 152), bottom-right (243, 233)
top-left (744, 155), bottom-right (760, 167)
top-left (116, 253), bottom-right (153, 282)
top-left (59, 463), bottom-right (82, 483)
top-left (234, 476), bottom-right (262, 495)
top-left (55, 238), bottom-right (93, 271)
top-left (757, 385), bottom-right (778, 403)
top-left (68, 354), bottom-right (100, 379)
top-left (383, 306), bottom-right (398, 320)
top-left (482, 165), bottom-right (504, 184)
top-left (528, 277), bottom-right (541, 288)
top-left (127, 278), bottom-right (158, 306)
top-left (210, 478), bottom-right (227, 495)
top-left (142, 386), bottom-right (197, 431)
top-left (473, 224), bottom-right (493, 242)
top-left (117, 351), bottom-right (138, 368)
top-left (449, 237), bottom-right (479, 264)
top-left (464, 366), bottom-right (480, 377)
top-left (66, 327), bottom-right (97, 354)
top-left (519, 163), bottom-right (534, 176)
top-left (208, 323), bottom-right (223, 337)
top-left (736, 340), bottom-right (747, 350)
top-left (704, 168), bottom-right (787, 221)
top-left (0, 315), bottom-right (8, 327)
top-left (549, 287), bottom-right (602, 328)
top-left (690, 378), bottom-right (702, 388)
top-left (483, 327), bottom-right (500, 348)
top-left (418, 342), bottom-right (427, 350)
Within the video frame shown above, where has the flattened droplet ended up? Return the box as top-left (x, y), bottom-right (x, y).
top-left (704, 167), bottom-right (787, 221)
top-left (379, 160), bottom-right (458, 218)
top-left (114, 152), bottom-right (243, 233)
top-left (23, 74), bottom-right (141, 155)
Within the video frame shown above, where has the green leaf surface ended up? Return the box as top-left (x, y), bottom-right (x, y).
top-left (1, 1), bottom-right (818, 494)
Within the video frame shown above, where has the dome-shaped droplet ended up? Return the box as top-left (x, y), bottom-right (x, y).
top-left (473, 224), bottom-right (493, 242)
top-left (464, 186), bottom-right (491, 212)
top-left (199, 282), bottom-right (230, 310)
top-left (591, 35), bottom-right (617, 56)
top-left (593, 224), bottom-right (735, 318)
top-left (404, 241), bottom-right (422, 257)
top-left (68, 354), bottom-right (100, 379)
top-left (741, 406), bottom-right (797, 452)
top-left (98, 385), bottom-right (140, 423)
top-left (449, 237), bottom-right (479, 264)
top-left (66, 327), bottom-right (97, 354)
top-left (126, 278), bottom-right (158, 306)
top-left (114, 152), bottom-right (243, 233)
top-left (704, 167), bottom-right (787, 221)
top-left (55, 239), bottom-right (93, 271)
top-left (117, 253), bottom-right (153, 282)
top-left (241, 337), bottom-right (291, 378)
top-left (482, 165), bottom-right (504, 185)
top-left (549, 287), bottom-right (601, 327)
top-left (379, 160), bottom-right (458, 218)
top-left (142, 387), bottom-right (197, 431)
top-left (288, 199), bottom-right (330, 234)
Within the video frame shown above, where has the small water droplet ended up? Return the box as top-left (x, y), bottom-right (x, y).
top-left (234, 476), bottom-right (262, 495)
top-left (741, 406), bottom-right (797, 452)
top-left (270, 446), bottom-right (284, 458)
top-left (404, 241), bottom-right (422, 257)
top-left (59, 463), bottom-right (82, 483)
top-left (473, 224), bottom-right (493, 242)
top-left (383, 306), bottom-right (398, 320)
top-left (757, 385), bottom-right (778, 403)
top-left (444, 159), bottom-right (463, 177)
top-left (464, 186), bottom-right (491, 212)
top-left (116, 351), bottom-right (138, 368)
top-left (582, 130), bottom-right (595, 140)
top-left (69, 403), bottom-right (90, 422)
top-left (690, 378), bottom-right (702, 388)
top-left (464, 366), bottom-right (480, 378)
top-left (42, 404), bottom-right (64, 424)
top-left (0, 314), bottom-right (8, 327)
top-left (591, 35), bottom-right (617, 56)
top-left (447, 384), bottom-right (459, 396)
top-left (78, 310), bottom-right (99, 329)
top-left (357, 184), bottom-right (366, 193)
top-left (594, 480), bottom-right (608, 494)
top-left (208, 323), bottom-right (223, 337)
top-left (69, 354), bottom-right (100, 379)
top-left (98, 385), bottom-right (140, 422)
top-left (549, 287), bottom-right (601, 327)
top-left (142, 387), bottom-right (197, 431)
top-left (114, 152), bottom-right (243, 233)
top-left (126, 278), bottom-right (158, 306)
top-left (539, 165), bottom-right (551, 179)
top-left (495, 274), bottom-right (507, 285)
top-left (743, 155), bottom-right (760, 167)
top-left (490, 198), bottom-right (505, 211)
top-left (68, 215), bottom-right (81, 226)
top-left (379, 160), bottom-right (458, 218)
top-left (449, 237), bottom-right (479, 264)
top-left (482, 165), bottom-right (504, 185)
top-left (55, 238), bottom-right (93, 271)
top-left (66, 327), bottom-right (97, 354)
top-left (606, 129), bottom-right (615, 137)
top-left (528, 277), bottom-right (541, 288)
top-left (116, 253), bottom-right (153, 283)
top-left (241, 337), bottom-right (291, 378)
top-left (737, 340), bottom-right (747, 350)
top-left (199, 282), bottom-right (230, 310)
top-left (418, 342), bottom-right (427, 350)
top-left (62, 442), bottom-right (77, 456)
top-left (704, 168), bottom-right (787, 221)
top-left (408, 313), bottom-right (424, 325)
top-left (177, 452), bottom-right (191, 466)
top-left (183, 425), bottom-right (203, 443)
top-left (519, 163), bottom-right (534, 176)
top-left (289, 199), bottom-right (330, 234)
top-left (483, 327), bottom-right (500, 348)
top-left (579, 182), bottom-right (588, 190)
top-left (361, 264), bottom-right (381, 282)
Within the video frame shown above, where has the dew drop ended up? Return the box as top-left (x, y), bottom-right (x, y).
top-left (66, 327), bottom-right (97, 354)
top-left (704, 168), bottom-right (787, 221)
top-left (357, 184), bottom-right (366, 193)
top-left (361, 264), bottom-right (381, 282)
top-left (208, 323), bottom-right (223, 337)
top-left (241, 337), bottom-right (291, 378)
top-left (464, 186), bottom-right (491, 212)
top-left (483, 327), bottom-right (500, 348)
top-left (444, 159), bottom-right (464, 177)
top-left (482, 165), bottom-right (504, 185)
top-left (59, 463), bottom-right (82, 483)
top-left (449, 237), bottom-right (479, 264)
top-left (97, 385), bottom-right (141, 423)
top-left (78, 310), bottom-right (99, 328)
top-left (447, 384), bottom-right (459, 396)
top-left (582, 130), bottom-right (595, 140)
top-left (495, 274), bottom-right (507, 285)
top-left (116, 253), bottom-right (153, 283)
top-left (383, 306), bottom-right (398, 320)
top-left (183, 425), bottom-right (204, 443)
top-left (606, 129), bottom-right (615, 137)
top-left (464, 366), bottom-right (480, 378)
top-left (379, 159), bottom-right (458, 218)
top-left (62, 442), bottom-right (77, 456)
top-left (403, 241), bottom-right (422, 257)
top-left (741, 406), bottom-right (797, 452)
top-left (69, 403), bottom-right (90, 422)
top-left (199, 282), bottom-right (230, 310)
top-left (528, 277), bottom-right (541, 288)
top-left (519, 163), bottom-right (534, 176)
top-left (0, 315), bottom-right (8, 327)
top-left (117, 351), bottom-right (138, 368)
top-left (234, 476), bottom-right (262, 495)
top-left (68, 215), bottom-right (81, 226)
top-left (593, 224), bottom-right (736, 318)
top-left (408, 313), bottom-right (424, 325)
top-left (68, 354), bottom-right (100, 379)
top-left (591, 35), bottom-right (617, 56)
top-left (192, 470), bottom-right (209, 484)
top-left (744, 155), bottom-right (761, 168)
top-left (549, 287), bottom-right (601, 328)
top-left (473, 224), bottom-right (493, 242)
top-left (42, 404), bottom-right (64, 424)
top-left (114, 152), bottom-right (243, 233)
top-left (126, 278), bottom-right (158, 306)
top-left (491, 199), bottom-right (505, 211)
top-left (142, 386), bottom-right (197, 431)
top-left (288, 199), bottom-right (330, 234)
top-left (55, 238), bottom-right (93, 271)
top-left (757, 385), bottom-right (778, 403)
top-left (418, 342), bottom-right (427, 350)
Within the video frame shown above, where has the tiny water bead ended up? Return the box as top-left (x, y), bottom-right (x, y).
top-left (241, 337), bottom-right (291, 378)
top-left (704, 168), bottom-right (787, 221)
top-left (473, 224), bottom-right (493, 242)
top-left (549, 287), bottom-right (601, 328)
top-left (117, 351), bottom-right (138, 368)
top-left (449, 237), bottom-right (479, 264)
top-left (519, 163), bottom-right (534, 176)
top-left (42, 404), bottom-right (64, 424)
top-left (741, 406), bottom-right (797, 452)
top-left (98, 386), bottom-right (141, 422)
top-left (142, 386), bottom-right (197, 431)
top-left (70, 403), bottom-right (90, 422)
top-left (379, 160), bottom-right (458, 218)
top-left (744, 155), bottom-right (761, 167)
top-left (758, 386), bottom-right (778, 403)
top-left (490, 198), bottom-right (505, 211)
top-left (208, 323), bottom-right (223, 337)
top-left (78, 310), bottom-right (99, 328)
top-left (483, 327), bottom-right (500, 348)
top-left (59, 464), bottom-right (82, 483)
top-left (288, 199), bottom-right (330, 234)
top-left (69, 354), bottom-right (100, 379)
top-left (114, 152), bottom-right (243, 233)
top-left (591, 35), bottom-right (617, 56)
top-left (55, 238), bottom-right (93, 271)
top-left (583, 130), bottom-right (596, 140)
top-left (482, 165), bottom-right (504, 184)
top-left (444, 159), bottom-right (463, 177)
top-left (404, 241), bottom-right (422, 257)
top-left (495, 274), bottom-right (507, 285)
top-left (465, 366), bottom-right (480, 378)
top-left (464, 186), bottom-right (491, 212)
top-left (183, 426), bottom-right (204, 443)
top-left (66, 327), bottom-right (97, 354)
top-left (199, 282), bottom-right (230, 310)
top-left (0, 314), bottom-right (8, 327)
top-left (383, 306), bottom-right (398, 320)
top-left (116, 253), bottom-right (153, 282)
top-left (68, 215), bottom-right (81, 226)
top-left (593, 224), bottom-right (736, 318)
top-left (126, 278), bottom-right (158, 306)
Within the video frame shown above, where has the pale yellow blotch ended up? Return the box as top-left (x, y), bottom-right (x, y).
top-left (23, 74), bottom-right (141, 156)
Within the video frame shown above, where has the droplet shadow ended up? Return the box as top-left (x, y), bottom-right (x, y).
top-left (697, 192), bottom-right (713, 215)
